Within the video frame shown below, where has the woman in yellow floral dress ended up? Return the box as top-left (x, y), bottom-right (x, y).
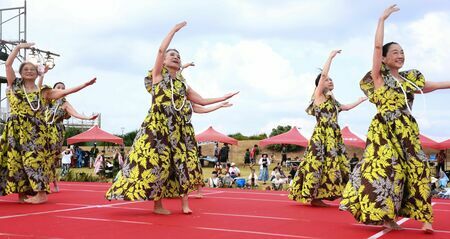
top-left (289, 50), bottom-right (366, 207)
top-left (45, 82), bottom-right (98, 192)
top-left (0, 43), bottom-right (96, 204)
top-left (340, 5), bottom-right (450, 233)
top-left (106, 22), bottom-right (238, 215)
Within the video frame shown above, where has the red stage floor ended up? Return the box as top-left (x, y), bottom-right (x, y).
top-left (0, 182), bottom-right (449, 239)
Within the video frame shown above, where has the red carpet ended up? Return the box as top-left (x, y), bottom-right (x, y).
top-left (0, 182), bottom-right (449, 239)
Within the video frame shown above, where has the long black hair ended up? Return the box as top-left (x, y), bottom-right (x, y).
top-left (382, 42), bottom-right (399, 57)
top-left (53, 82), bottom-right (65, 89)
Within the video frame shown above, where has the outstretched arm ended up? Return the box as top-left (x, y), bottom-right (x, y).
top-left (63, 101), bottom-right (99, 120)
top-left (314, 50), bottom-right (341, 98)
top-left (187, 86), bottom-right (239, 106)
top-left (43, 78), bottom-right (96, 100)
top-left (421, 81), bottom-right (450, 93)
top-left (372, 5), bottom-right (399, 89)
top-left (152, 22), bottom-right (187, 85)
top-left (340, 97), bottom-right (368, 111)
top-left (192, 101), bottom-right (233, 114)
top-left (180, 62), bottom-right (195, 73)
top-left (5, 42), bottom-right (35, 87)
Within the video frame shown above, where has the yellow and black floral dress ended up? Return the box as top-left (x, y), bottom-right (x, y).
top-left (340, 66), bottom-right (432, 224)
top-left (289, 96), bottom-right (349, 203)
top-left (106, 68), bottom-right (195, 201)
top-left (183, 101), bottom-right (204, 188)
top-left (46, 98), bottom-right (70, 182)
top-left (0, 78), bottom-right (52, 195)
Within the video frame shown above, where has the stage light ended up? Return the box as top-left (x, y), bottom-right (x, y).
top-left (27, 49), bottom-right (40, 65)
top-left (44, 54), bottom-right (55, 69)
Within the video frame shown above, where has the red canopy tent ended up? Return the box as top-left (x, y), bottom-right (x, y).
top-left (341, 126), bottom-right (366, 149)
top-left (195, 126), bottom-right (238, 145)
top-left (438, 139), bottom-right (450, 150)
top-left (67, 125), bottom-right (124, 145)
top-left (419, 134), bottom-right (440, 150)
top-left (259, 127), bottom-right (308, 147)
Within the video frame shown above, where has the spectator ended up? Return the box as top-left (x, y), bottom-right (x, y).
top-left (75, 146), bottom-right (84, 168)
top-left (112, 148), bottom-right (124, 177)
top-left (436, 150), bottom-right (446, 176)
top-left (60, 148), bottom-right (73, 177)
top-left (349, 153), bottom-right (359, 172)
top-left (94, 150), bottom-right (106, 174)
top-left (289, 165), bottom-right (298, 179)
top-left (244, 148), bottom-right (251, 167)
top-left (89, 143), bottom-right (99, 169)
top-left (228, 162), bottom-right (241, 179)
top-left (258, 153), bottom-right (271, 184)
top-left (219, 143), bottom-right (230, 164)
top-left (247, 167), bottom-right (259, 188)
top-left (250, 144), bottom-right (260, 164)
top-left (272, 173), bottom-right (285, 191)
top-left (208, 171), bottom-right (222, 188)
top-left (281, 145), bottom-right (288, 166)
top-left (214, 142), bottom-right (220, 159)
top-left (198, 145), bottom-right (204, 166)
top-left (214, 162), bottom-right (223, 175)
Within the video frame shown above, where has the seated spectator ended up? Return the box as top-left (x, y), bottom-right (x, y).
top-left (214, 162), bottom-right (223, 175)
top-left (208, 171), bottom-right (222, 188)
top-left (228, 162), bottom-right (241, 179)
top-left (271, 173), bottom-right (285, 191)
top-left (94, 150), bottom-right (106, 174)
top-left (246, 168), bottom-right (259, 188)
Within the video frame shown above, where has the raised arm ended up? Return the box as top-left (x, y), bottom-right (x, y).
top-left (152, 22), bottom-right (187, 85)
top-left (5, 42), bottom-right (35, 87)
top-left (192, 101), bottom-right (232, 114)
top-left (340, 97), bottom-right (368, 111)
top-left (372, 5), bottom-right (399, 89)
top-left (63, 101), bottom-right (99, 120)
top-left (314, 50), bottom-right (341, 98)
top-left (421, 81), bottom-right (450, 93)
top-left (43, 78), bottom-right (96, 100)
top-left (37, 65), bottom-right (50, 88)
top-left (187, 86), bottom-right (239, 106)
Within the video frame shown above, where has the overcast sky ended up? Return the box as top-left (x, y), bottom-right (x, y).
top-left (1, 0), bottom-right (449, 141)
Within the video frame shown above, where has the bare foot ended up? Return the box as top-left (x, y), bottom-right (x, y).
top-left (52, 185), bottom-right (59, 193)
top-left (18, 193), bottom-right (28, 204)
top-left (153, 208), bottom-right (171, 215)
top-left (24, 193), bottom-right (47, 204)
top-left (422, 222), bottom-right (433, 234)
top-left (182, 207), bottom-right (193, 214)
top-left (194, 193), bottom-right (203, 199)
top-left (311, 199), bottom-right (329, 207)
top-left (383, 220), bottom-right (403, 230)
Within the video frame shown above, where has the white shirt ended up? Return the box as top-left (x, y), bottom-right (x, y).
top-left (229, 166), bottom-right (240, 176)
top-left (258, 157), bottom-right (271, 170)
top-left (61, 152), bottom-right (73, 164)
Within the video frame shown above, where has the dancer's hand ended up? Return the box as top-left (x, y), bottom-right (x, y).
top-left (17, 42), bottom-right (35, 49)
top-left (220, 101), bottom-right (233, 108)
top-left (330, 50), bottom-right (342, 58)
top-left (182, 62), bottom-right (195, 69)
top-left (223, 91), bottom-right (239, 101)
top-left (381, 4), bottom-right (399, 21)
top-left (173, 21), bottom-right (187, 32)
top-left (88, 113), bottom-right (99, 120)
top-left (85, 77), bottom-right (97, 86)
